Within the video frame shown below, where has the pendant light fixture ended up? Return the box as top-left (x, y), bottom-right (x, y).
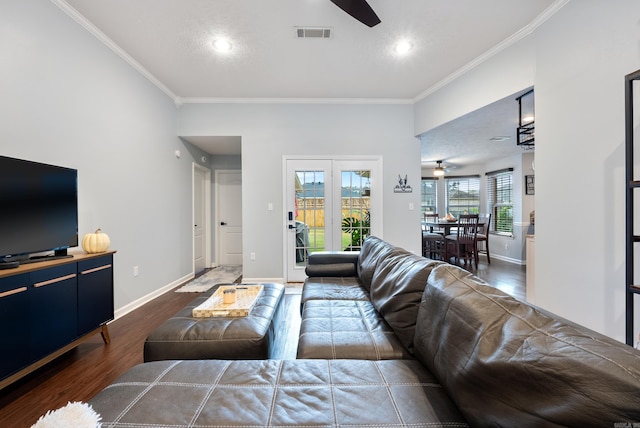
top-left (433, 161), bottom-right (445, 177)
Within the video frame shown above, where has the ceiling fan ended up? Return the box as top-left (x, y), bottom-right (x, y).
top-left (432, 160), bottom-right (457, 177)
top-left (330, 0), bottom-right (381, 27)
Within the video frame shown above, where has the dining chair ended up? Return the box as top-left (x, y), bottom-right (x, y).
top-left (422, 230), bottom-right (445, 260)
top-left (445, 214), bottom-right (479, 268)
top-left (476, 213), bottom-right (492, 264)
top-left (424, 213), bottom-right (445, 234)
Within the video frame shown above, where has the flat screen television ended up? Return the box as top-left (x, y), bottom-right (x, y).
top-left (0, 155), bottom-right (78, 265)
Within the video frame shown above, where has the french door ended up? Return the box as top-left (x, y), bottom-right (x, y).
top-left (284, 158), bottom-right (381, 282)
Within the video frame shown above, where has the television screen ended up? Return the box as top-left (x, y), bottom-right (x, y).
top-left (0, 156), bottom-right (78, 260)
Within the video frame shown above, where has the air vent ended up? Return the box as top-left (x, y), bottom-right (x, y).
top-left (296, 27), bottom-right (332, 39)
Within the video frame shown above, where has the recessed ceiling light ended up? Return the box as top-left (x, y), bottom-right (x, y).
top-left (212, 38), bottom-right (233, 53)
top-left (394, 40), bottom-right (412, 55)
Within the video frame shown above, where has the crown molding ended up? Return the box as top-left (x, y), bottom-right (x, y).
top-left (175, 97), bottom-right (413, 106)
top-left (52, 0), bottom-right (177, 101)
top-left (53, 0), bottom-right (569, 107)
top-left (413, 0), bottom-right (570, 103)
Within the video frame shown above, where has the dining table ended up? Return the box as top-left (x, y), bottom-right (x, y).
top-left (422, 219), bottom-right (460, 236)
top-left (422, 217), bottom-right (488, 236)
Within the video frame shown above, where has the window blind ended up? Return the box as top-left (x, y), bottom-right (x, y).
top-left (445, 176), bottom-right (480, 217)
top-left (486, 169), bottom-right (513, 235)
top-left (420, 177), bottom-right (438, 215)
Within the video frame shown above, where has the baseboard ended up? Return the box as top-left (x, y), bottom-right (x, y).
top-left (242, 277), bottom-right (285, 284)
top-left (113, 272), bottom-right (194, 320)
top-left (486, 253), bottom-right (524, 265)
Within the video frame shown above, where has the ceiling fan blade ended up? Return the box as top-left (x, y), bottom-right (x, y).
top-left (330, 0), bottom-right (381, 27)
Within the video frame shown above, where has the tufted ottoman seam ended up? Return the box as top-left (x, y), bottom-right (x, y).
top-left (265, 360), bottom-right (285, 427)
top-left (326, 360), bottom-right (339, 426)
top-left (329, 303), bottom-right (337, 359)
top-left (373, 358), bottom-right (405, 425)
top-left (189, 360), bottom-right (232, 426)
top-left (110, 360), bottom-right (181, 426)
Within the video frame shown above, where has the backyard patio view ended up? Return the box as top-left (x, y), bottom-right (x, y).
top-left (294, 170), bottom-right (371, 265)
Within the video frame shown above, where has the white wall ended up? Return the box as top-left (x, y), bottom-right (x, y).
top-left (414, 35), bottom-right (537, 137)
top-left (415, 0), bottom-right (640, 341)
top-left (178, 102), bottom-right (420, 280)
top-left (0, 1), bottom-right (200, 315)
top-left (534, 0), bottom-right (640, 340)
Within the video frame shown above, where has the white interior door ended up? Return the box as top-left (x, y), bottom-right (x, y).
top-left (284, 158), bottom-right (381, 282)
top-left (217, 170), bottom-right (242, 265)
top-left (193, 164), bottom-right (210, 274)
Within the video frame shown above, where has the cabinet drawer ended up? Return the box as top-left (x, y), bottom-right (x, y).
top-left (29, 264), bottom-right (77, 286)
top-left (78, 254), bottom-right (113, 273)
top-left (0, 273), bottom-right (29, 297)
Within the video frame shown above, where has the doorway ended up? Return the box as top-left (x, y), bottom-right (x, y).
top-left (193, 163), bottom-right (211, 274)
top-left (284, 157), bottom-right (382, 282)
top-left (216, 170), bottom-right (243, 265)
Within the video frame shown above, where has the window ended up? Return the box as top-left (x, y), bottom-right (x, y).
top-left (420, 177), bottom-right (437, 216)
top-left (486, 168), bottom-right (513, 235)
top-left (445, 176), bottom-right (480, 217)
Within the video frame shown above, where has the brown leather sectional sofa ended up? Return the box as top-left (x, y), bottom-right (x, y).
top-left (88, 236), bottom-right (640, 427)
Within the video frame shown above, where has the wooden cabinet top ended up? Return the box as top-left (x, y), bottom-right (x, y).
top-left (0, 251), bottom-right (116, 279)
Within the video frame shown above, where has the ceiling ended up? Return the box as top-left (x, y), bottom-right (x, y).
top-left (59, 0), bottom-right (557, 160)
top-left (420, 88), bottom-right (534, 170)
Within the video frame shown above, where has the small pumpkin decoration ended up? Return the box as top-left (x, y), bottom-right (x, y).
top-left (82, 229), bottom-right (111, 253)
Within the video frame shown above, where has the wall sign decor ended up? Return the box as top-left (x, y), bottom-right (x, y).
top-left (394, 174), bottom-right (412, 193)
top-left (525, 175), bottom-right (535, 195)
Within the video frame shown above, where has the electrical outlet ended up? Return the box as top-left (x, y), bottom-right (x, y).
top-left (133, 266), bottom-right (139, 277)
top-left (250, 252), bottom-right (256, 261)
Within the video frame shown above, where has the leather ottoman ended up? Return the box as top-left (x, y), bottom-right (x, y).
top-left (144, 282), bottom-right (284, 361)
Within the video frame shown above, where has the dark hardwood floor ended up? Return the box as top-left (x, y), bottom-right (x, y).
top-left (459, 256), bottom-right (526, 301)
top-left (0, 258), bottom-right (522, 428)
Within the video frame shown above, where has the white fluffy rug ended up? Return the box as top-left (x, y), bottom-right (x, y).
top-left (31, 401), bottom-right (101, 428)
top-left (175, 265), bottom-right (242, 292)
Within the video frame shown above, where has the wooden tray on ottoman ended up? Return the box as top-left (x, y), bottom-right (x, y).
top-left (192, 284), bottom-right (263, 317)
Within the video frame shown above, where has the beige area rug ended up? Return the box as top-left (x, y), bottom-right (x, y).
top-left (175, 265), bottom-right (242, 292)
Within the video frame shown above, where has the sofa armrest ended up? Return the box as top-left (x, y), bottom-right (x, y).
top-left (307, 251), bottom-right (359, 265)
top-left (305, 251), bottom-right (359, 277)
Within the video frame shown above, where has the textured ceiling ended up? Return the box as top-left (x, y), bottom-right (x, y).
top-left (58, 0), bottom-right (559, 162)
top-left (420, 88), bottom-right (534, 169)
top-left (61, 0), bottom-right (556, 100)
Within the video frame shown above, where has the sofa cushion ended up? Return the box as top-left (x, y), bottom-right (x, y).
top-left (301, 276), bottom-right (369, 306)
top-left (88, 359), bottom-right (469, 427)
top-left (297, 299), bottom-right (410, 359)
top-left (413, 263), bottom-right (640, 427)
top-left (357, 235), bottom-right (404, 290)
top-left (369, 253), bottom-right (442, 353)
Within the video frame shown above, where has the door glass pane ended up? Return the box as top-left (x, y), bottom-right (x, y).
top-left (340, 170), bottom-right (371, 251)
top-left (295, 170), bottom-right (325, 266)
